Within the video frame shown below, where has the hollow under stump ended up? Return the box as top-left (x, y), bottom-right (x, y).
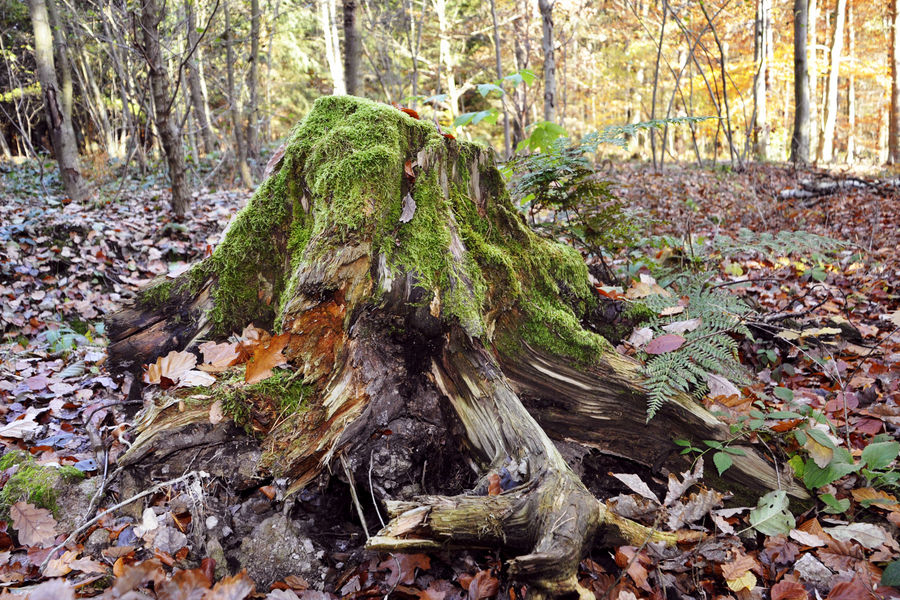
top-left (107, 96), bottom-right (806, 599)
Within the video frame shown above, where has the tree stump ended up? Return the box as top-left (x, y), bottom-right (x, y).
top-left (108, 96), bottom-right (806, 598)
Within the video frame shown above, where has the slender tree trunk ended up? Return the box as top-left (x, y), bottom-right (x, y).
top-left (342, 0), bottom-right (360, 95)
top-left (752, 0), bottom-right (770, 160)
top-left (224, 0), bottom-right (253, 187)
top-left (44, 0), bottom-right (73, 130)
top-left (820, 0), bottom-right (847, 162)
top-left (320, 0), bottom-right (346, 95)
top-left (846, 3), bottom-right (855, 162)
top-left (791, 0), bottom-right (811, 163)
top-left (537, 0), bottom-right (556, 123)
top-left (650, 0), bottom-right (667, 169)
top-left (890, 0), bottom-right (900, 164)
top-left (433, 0), bottom-right (460, 116)
top-left (245, 0), bottom-right (261, 159)
top-left (512, 8), bottom-right (530, 147)
top-left (489, 0), bottom-right (510, 158)
top-left (28, 0), bottom-right (88, 202)
top-left (185, 0), bottom-right (216, 154)
top-left (808, 0), bottom-right (818, 158)
top-left (141, 0), bottom-right (190, 217)
top-left (403, 0), bottom-right (421, 105)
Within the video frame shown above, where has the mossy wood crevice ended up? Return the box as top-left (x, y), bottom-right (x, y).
top-left (107, 96), bottom-right (804, 598)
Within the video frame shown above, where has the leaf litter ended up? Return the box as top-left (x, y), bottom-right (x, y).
top-left (1, 162), bottom-right (899, 597)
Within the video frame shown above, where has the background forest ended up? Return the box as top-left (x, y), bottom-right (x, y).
top-left (2, 1), bottom-right (900, 599)
top-left (2, 0), bottom-right (900, 211)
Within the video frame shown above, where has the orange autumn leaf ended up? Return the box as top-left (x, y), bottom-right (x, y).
top-left (245, 332), bottom-right (291, 384)
top-left (487, 473), bottom-right (502, 496)
top-left (400, 107), bottom-right (420, 119)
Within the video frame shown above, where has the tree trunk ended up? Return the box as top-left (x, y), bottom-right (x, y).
top-left (320, 0), bottom-right (345, 95)
top-left (847, 2), bottom-right (855, 162)
top-left (791, 0), bottom-right (811, 164)
top-left (107, 97), bottom-right (806, 599)
top-left (28, 0), bottom-right (88, 202)
top-left (489, 0), bottom-right (510, 158)
top-left (140, 0), bottom-right (190, 218)
top-left (224, 0), bottom-right (253, 188)
top-left (185, 0), bottom-right (216, 154)
top-left (537, 0), bottom-right (556, 123)
top-left (890, 0), bottom-right (900, 164)
top-left (246, 0), bottom-right (261, 158)
top-left (342, 0), bottom-right (360, 95)
top-left (820, 0), bottom-right (847, 163)
top-left (807, 0), bottom-right (818, 160)
top-left (752, 0), bottom-right (770, 160)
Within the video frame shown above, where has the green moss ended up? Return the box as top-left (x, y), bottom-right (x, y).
top-left (623, 302), bottom-right (654, 323)
top-left (0, 452), bottom-right (84, 516)
top-left (138, 279), bottom-right (174, 308)
top-left (215, 371), bottom-right (312, 433)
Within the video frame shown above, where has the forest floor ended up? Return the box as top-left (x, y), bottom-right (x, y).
top-left (0, 159), bottom-right (899, 600)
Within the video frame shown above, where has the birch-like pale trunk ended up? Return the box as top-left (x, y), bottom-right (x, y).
top-left (320, 0), bottom-right (346, 95)
top-left (342, 0), bottom-right (360, 95)
top-left (820, 0), bottom-right (847, 163)
top-left (752, 0), bottom-right (771, 160)
top-left (808, 0), bottom-right (818, 157)
top-left (185, 0), bottom-right (216, 154)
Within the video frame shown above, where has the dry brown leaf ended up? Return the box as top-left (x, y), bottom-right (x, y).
top-left (467, 569), bottom-right (499, 600)
top-left (43, 550), bottom-right (78, 577)
top-left (487, 473), bottom-right (501, 496)
top-left (245, 333), bottom-right (290, 384)
top-left (851, 487), bottom-right (899, 511)
top-left (770, 580), bottom-right (808, 600)
top-left (198, 341), bottom-right (241, 372)
top-left (10, 502), bottom-right (57, 547)
top-left (144, 350), bottom-right (197, 385)
top-left (24, 579), bottom-right (75, 600)
top-left (204, 570), bottom-right (256, 600)
top-left (720, 550), bottom-right (760, 580)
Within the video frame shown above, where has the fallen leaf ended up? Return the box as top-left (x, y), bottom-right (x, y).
top-left (245, 333), bottom-right (290, 384)
top-left (144, 350), bottom-right (197, 385)
top-left (209, 400), bottom-right (225, 425)
top-left (399, 192), bottom-right (417, 223)
top-left (467, 569), bottom-right (499, 600)
top-left (645, 334), bottom-right (686, 355)
top-left (176, 369), bottom-right (216, 388)
top-left (770, 580), bottom-right (809, 600)
top-left (198, 341), bottom-right (241, 372)
top-left (381, 554), bottom-right (430, 586)
top-left (400, 107), bottom-right (420, 120)
top-left (662, 318), bottom-right (702, 335)
top-left (611, 473), bottom-right (660, 504)
top-left (23, 579), bottom-right (74, 600)
top-left (10, 502), bottom-right (57, 547)
top-left (487, 473), bottom-right (501, 496)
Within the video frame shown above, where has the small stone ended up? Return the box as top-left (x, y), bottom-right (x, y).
top-left (84, 528), bottom-right (110, 555)
top-left (205, 516), bottom-right (219, 530)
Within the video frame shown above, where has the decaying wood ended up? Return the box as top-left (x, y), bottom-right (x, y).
top-left (108, 96), bottom-right (805, 597)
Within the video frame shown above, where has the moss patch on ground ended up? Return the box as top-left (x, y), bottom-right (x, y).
top-left (0, 452), bottom-right (84, 516)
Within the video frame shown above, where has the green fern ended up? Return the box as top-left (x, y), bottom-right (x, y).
top-left (712, 228), bottom-right (850, 258)
top-left (640, 277), bottom-right (754, 420)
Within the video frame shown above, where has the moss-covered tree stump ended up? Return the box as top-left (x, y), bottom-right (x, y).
top-left (108, 96), bottom-right (804, 598)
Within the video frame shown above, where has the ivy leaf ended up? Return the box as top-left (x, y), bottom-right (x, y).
top-left (749, 490), bottom-right (795, 536)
